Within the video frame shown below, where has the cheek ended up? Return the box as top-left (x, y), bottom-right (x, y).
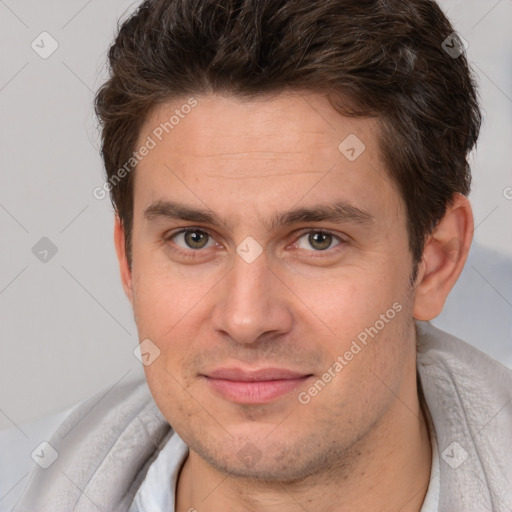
top-left (289, 269), bottom-right (405, 352)
top-left (291, 267), bottom-right (412, 399)
top-left (131, 258), bottom-right (214, 380)
top-left (131, 253), bottom-right (209, 339)
top-left (143, 360), bottom-right (206, 437)
top-left (299, 299), bottom-right (412, 430)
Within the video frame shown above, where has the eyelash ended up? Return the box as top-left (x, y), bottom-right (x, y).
top-left (164, 227), bottom-right (346, 259)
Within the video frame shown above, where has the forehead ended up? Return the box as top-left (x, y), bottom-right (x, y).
top-left (138, 92), bottom-right (379, 164)
top-left (133, 92), bottom-right (401, 225)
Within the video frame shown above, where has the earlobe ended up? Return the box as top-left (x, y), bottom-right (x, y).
top-left (413, 193), bottom-right (473, 321)
top-left (113, 216), bottom-right (134, 304)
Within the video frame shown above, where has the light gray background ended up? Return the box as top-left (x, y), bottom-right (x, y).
top-left (0, 0), bottom-right (511, 435)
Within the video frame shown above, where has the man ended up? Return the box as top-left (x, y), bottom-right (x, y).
top-left (14, 0), bottom-right (512, 511)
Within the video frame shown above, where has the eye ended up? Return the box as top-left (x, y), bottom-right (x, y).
top-left (168, 229), bottom-right (216, 250)
top-left (295, 230), bottom-right (342, 251)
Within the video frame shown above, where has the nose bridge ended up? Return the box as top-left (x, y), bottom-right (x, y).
top-left (228, 252), bottom-right (271, 322)
top-left (212, 249), bottom-right (291, 344)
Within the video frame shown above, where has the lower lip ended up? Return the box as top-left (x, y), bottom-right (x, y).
top-left (204, 376), bottom-right (311, 404)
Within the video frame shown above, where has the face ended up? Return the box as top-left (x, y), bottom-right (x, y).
top-left (123, 92), bottom-right (418, 480)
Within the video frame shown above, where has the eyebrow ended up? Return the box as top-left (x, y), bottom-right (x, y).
top-left (143, 199), bottom-right (374, 231)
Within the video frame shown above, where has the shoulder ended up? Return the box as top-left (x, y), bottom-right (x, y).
top-left (416, 320), bottom-right (512, 390)
top-left (416, 321), bottom-right (512, 508)
top-left (13, 376), bottom-right (171, 512)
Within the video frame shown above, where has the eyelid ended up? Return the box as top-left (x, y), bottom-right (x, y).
top-left (164, 227), bottom-right (220, 256)
top-left (165, 226), bottom-right (214, 238)
top-left (291, 228), bottom-right (345, 252)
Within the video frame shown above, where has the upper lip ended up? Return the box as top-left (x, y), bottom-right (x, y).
top-left (203, 367), bottom-right (311, 382)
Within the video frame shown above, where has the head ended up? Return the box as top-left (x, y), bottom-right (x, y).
top-left (96, 0), bottom-right (480, 482)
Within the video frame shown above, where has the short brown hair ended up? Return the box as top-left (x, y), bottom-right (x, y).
top-left (95, 0), bottom-right (481, 270)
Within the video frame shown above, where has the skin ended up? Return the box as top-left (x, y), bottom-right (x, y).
top-left (114, 92), bottom-right (473, 511)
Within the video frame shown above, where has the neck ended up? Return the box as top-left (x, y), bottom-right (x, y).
top-left (176, 379), bottom-right (432, 512)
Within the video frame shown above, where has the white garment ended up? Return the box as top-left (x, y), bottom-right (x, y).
top-left (128, 424), bottom-right (440, 511)
top-left (128, 432), bottom-right (188, 512)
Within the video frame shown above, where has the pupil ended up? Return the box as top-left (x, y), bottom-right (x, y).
top-left (309, 232), bottom-right (331, 250)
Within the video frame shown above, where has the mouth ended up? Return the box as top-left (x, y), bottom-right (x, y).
top-left (200, 367), bottom-right (314, 404)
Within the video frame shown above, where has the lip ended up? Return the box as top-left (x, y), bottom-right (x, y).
top-left (201, 367), bottom-right (313, 404)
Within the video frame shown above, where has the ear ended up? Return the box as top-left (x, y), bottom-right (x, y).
top-left (413, 193), bottom-right (473, 321)
top-left (114, 215), bottom-right (134, 305)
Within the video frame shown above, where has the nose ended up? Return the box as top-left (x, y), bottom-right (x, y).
top-left (210, 248), bottom-right (293, 345)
